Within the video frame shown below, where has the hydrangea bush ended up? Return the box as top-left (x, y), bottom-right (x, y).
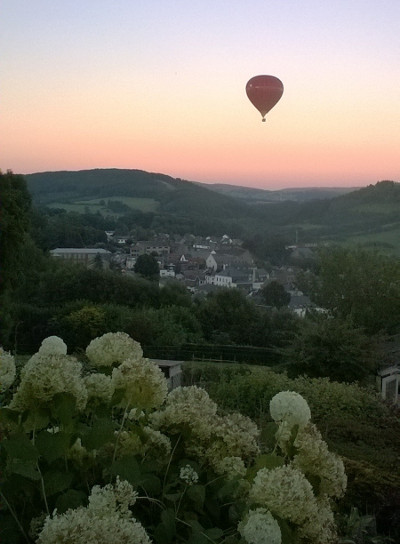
top-left (0, 334), bottom-right (347, 544)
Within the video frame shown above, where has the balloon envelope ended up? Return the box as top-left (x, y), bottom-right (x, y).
top-left (246, 75), bottom-right (284, 121)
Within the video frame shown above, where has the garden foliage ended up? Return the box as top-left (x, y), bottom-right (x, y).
top-left (0, 334), bottom-right (348, 544)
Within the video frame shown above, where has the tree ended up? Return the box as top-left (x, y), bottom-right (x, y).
top-left (0, 171), bottom-right (32, 294)
top-left (0, 171), bottom-right (35, 348)
top-left (260, 280), bottom-right (290, 308)
top-left (195, 288), bottom-right (262, 345)
top-left (134, 254), bottom-right (159, 280)
top-left (285, 314), bottom-right (378, 382)
top-left (310, 248), bottom-right (400, 335)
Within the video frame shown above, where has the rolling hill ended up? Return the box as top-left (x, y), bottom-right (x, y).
top-left (24, 170), bottom-right (400, 254)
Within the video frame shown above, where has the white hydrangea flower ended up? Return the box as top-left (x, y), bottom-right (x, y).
top-left (9, 353), bottom-right (87, 412)
top-left (0, 347), bottom-right (16, 392)
top-left (128, 408), bottom-right (145, 421)
top-left (114, 430), bottom-right (143, 458)
top-left (270, 391), bottom-right (311, 429)
top-left (142, 426), bottom-right (171, 460)
top-left (212, 455), bottom-right (246, 479)
top-left (179, 465), bottom-right (199, 485)
top-left (86, 332), bottom-right (143, 368)
top-left (85, 373), bottom-right (114, 405)
top-left (297, 496), bottom-right (337, 544)
top-left (112, 356), bottom-right (168, 410)
top-left (89, 477), bottom-right (138, 518)
top-left (249, 465), bottom-right (318, 525)
top-left (238, 508), bottom-right (282, 544)
top-left (150, 386), bottom-right (217, 441)
top-left (293, 424), bottom-right (347, 498)
top-left (38, 336), bottom-right (67, 356)
top-left (37, 478), bottom-right (149, 544)
top-left (208, 412), bottom-right (260, 462)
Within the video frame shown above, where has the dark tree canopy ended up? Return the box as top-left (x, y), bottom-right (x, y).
top-left (134, 253), bottom-right (160, 280)
top-left (0, 170), bottom-right (32, 292)
top-left (260, 280), bottom-right (290, 308)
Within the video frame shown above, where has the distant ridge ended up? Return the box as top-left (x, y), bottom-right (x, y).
top-left (195, 182), bottom-right (358, 204)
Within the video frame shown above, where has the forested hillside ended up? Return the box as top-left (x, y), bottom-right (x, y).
top-left (25, 170), bottom-right (400, 256)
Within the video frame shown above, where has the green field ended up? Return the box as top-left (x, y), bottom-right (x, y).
top-left (341, 224), bottom-right (400, 256)
top-left (48, 196), bottom-right (159, 215)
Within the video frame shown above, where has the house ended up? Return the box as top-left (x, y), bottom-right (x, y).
top-left (131, 241), bottom-right (171, 258)
top-left (152, 360), bottom-right (182, 390)
top-left (377, 366), bottom-right (400, 405)
top-left (50, 248), bottom-right (112, 268)
top-left (205, 267), bottom-right (253, 290)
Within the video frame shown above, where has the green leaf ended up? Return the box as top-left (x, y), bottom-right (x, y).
top-left (307, 473), bottom-right (322, 495)
top-left (187, 484), bottom-right (205, 512)
top-left (35, 431), bottom-right (72, 463)
top-left (259, 421), bottom-right (279, 445)
top-left (187, 521), bottom-right (208, 544)
top-left (0, 407), bottom-right (20, 425)
top-left (205, 527), bottom-right (223, 540)
top-left (246, 454), bottom-right (284, 481)
top-left (278, 519), bottom-right (295, 544)
top-left (157, 508), bottom-right (176, 543)
top-left (43, 470), bottom-right (73, 497)
top-left (110, 388), bottom-right (125, 406)
top-left (22, 407), bottom-right (50, 432)
top-left (9, 459), bottom-right (41, 480)
top-left (3, 434), bottom-right (40, 462)
top-left (55, 489), bottom-right (87, 513)
top-left (82, 417), bottom-right (115, 450)
top-left (139, 473), bottom-right (162, 495)
top-left (51, 393), bottom-right (78, 425)
top-left (111, 455), bottom-right (141, 485)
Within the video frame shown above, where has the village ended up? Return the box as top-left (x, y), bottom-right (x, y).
top-left (50, 231), bottom-right (317, 317)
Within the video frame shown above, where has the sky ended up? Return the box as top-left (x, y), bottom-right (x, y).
top-left (2, 1), bottom-right (400, 189)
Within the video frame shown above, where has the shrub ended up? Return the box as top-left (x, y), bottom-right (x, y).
top-left (1, 333), bottom-right (347, 544)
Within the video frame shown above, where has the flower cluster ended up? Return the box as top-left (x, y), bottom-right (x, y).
top-left (179, 464), bottom-right (199, 485)
top-left (293, 423), bottom-right (347, 498)
top-left (37, 479), bottom-right (150, 544)
top-left (38, 336), bottom-right (68, 356)
top-left (238, 508), bottom-right (282, 544)
top-left (112, 356), bottom-right (168, 410)
top-left (249, 465), bottom-right (317, 524)
top-left (0, 347), bottom-right (16, 392)
top-left (86, 332), bottom-right (143, 368)
top-left (1, 333), bottom-right (347, 544)
top-left (10, 352), bottom-right (87, 412)
top-left (84, 373), bottom-right (114, 405)
top-left (270, 390), bottom-right (311, 429)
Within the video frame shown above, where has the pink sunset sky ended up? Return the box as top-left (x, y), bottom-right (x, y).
top-left (2, 0), bottom-right (399, 189)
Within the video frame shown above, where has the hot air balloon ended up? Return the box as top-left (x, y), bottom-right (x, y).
top-left (246, 75), bottom-right (284, 122)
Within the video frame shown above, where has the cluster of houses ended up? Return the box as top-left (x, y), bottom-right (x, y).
top-left (50, 233), bottom-right (314, 313)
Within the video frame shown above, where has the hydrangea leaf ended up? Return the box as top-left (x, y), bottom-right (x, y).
top-left (43, 470), bottom-right (74, 497)
top-left (35, 431), bottom-right (72, 463)
top-left (154, 508), bottom-right (176, 543)
top-left (187, 484), bottom-right (205, 512)
top-left (82, 416), bottom-right (115, 450)
top-left (51, 392), bottom-right (79, 425)
top-left (110, 454), bottom-right (141, 484)
top-left (55, 489), bottom-right (88, 514)
top-left (9, 459), bottom-right (41, 480)
top-left (3, 433), bottom-right (40, 462)
top-left (246, 453), bottom-right (285, 481)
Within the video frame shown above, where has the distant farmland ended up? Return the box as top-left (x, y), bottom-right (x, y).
top-left (47, 196), bottom-right (159, 215)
